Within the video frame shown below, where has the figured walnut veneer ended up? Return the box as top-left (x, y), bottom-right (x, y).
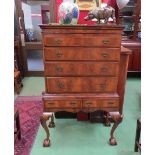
top-left (39, 24), bottom-right (131, 147)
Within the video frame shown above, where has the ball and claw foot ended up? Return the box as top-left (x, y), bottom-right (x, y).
top-left (109, 112), bottom-right (123, 146)
top-left (43, 139), bottom-right (51, 147)
top-left (48, 122), bottom-right (55, 128)
top-left (109, 137), bottom-right (117, 146)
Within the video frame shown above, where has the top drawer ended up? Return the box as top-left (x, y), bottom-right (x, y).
top-left (43, 34), bottom-right (121, 47)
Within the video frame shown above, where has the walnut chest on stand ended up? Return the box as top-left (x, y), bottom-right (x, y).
top-left (39, 24), bottom-right (131, 147)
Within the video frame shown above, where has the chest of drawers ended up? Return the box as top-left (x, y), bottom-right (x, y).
top-left (39, 25), bottom-right (131, 147)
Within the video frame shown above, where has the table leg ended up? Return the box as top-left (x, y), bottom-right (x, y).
top-left (40, 114), bottom-right (51, 147)
top-left (14, 79), bottom-right (20, 94)
top-left (134, 118), bottom-right (141, 152)
top-left (109, 112), bottom-right (123, 145)
top-left (16, 111), bottom-right (21, 140)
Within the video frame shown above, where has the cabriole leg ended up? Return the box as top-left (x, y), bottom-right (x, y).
top-left (109, 112), bottom-right (123, 145)
top-left (40, 114), bottom-right (51, 147)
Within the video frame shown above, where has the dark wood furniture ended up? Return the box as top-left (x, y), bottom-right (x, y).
top-left (14, 109), bottom-right (21, 141)
top-left (14, 37), bottom-right (24, 76)
top-left (118, 0), bottom-right (141, 40)
top-left (41, 5), bottom-right (50, 24)
top-left (14, 37), bottom-right (24, 94)
top-left (14, 66), bottom-right (23, 94)
top-left (122, 39), bottom-right (141, 76)
top-left (134, 118), bottom-right (141, 152)
top-left (39, 24), bottom-right (131, 147)
top-left (119, 0), bottom-right (141, 76)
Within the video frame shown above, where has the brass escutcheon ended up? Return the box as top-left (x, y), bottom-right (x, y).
top-left (55, 66), bottom-right (63, 72)
top-left (56, 52), bottom-right (63, 57)
top-left (102, 40), bottom-right (109, 44)
top-left (101, 53), bottom-right (109, 57)
top-left (55, 39), bottom-right (63, 44)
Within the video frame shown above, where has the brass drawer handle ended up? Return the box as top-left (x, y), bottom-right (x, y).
top-left (56, 52), bottom-right (63, 57)
top-left (102, 40), bottom-right (109, 44)
top-left (101, 53), bottom-right (109, 57)
top-left (108, 102), bottom-right (114, 105)
top-left (57, 82), bottom-right (64, 89)
top-left (86, 102), bottom-right (92, 105)
top-left (70, 102), bottom-right (77, 105)
top-left (100, 66), bottom-right (108, 72)
top-left (55, 39), bottom-right (63, 44)
top-left (55, 66), bottom-right (63, 72)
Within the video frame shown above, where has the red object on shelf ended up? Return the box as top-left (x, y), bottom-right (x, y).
top-left (78, 10), bottom-right (96, 24)
top-left (77, 112), bottom-right (89, 121)
top-left (56, 0), bottom-right (62, 23)
top-left (107, 0), bottom-right (117, 7)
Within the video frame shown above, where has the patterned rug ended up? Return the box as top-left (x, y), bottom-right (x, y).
top-left (14, 96), bottom-right (43, 155)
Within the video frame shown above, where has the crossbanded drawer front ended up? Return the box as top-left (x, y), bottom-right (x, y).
top-left (44, 48), bottom-right (120, 61)
top-left (101, 99), bottom-right (119, 108)
top-left (46, 77), bottom-right (118, 93)
top-left (43, 34), bottom-right (121, 47)
top-left (83, 100), bottom-right (100, 108)
top-left (44, 100), bottom-right (81, 109)
top-left (83, 99), bottom-right (119, 108)
top-left (44, 62), bottom-right (119, 76)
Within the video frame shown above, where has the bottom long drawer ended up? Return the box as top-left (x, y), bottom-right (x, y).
top-left (44, 100), bottom-right (81, 108)
top-left (43, 99), bottom-right (119, 112)
top-left (46, 77), bottom-right (118, 93)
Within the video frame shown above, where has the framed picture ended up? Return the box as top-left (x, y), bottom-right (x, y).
top-left (75, 0), bottom-right (101, 10)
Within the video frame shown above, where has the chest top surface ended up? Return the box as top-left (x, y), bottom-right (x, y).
top-left (39, 24), bottom-right (123, 34)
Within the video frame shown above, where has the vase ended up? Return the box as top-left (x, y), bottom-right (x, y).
top-left (26, 29), bottom-right (34, 42)
top-left (58, 1), bottom-right (79, 24)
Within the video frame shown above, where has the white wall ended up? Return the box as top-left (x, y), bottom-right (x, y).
top-left (22, 2), bottom-right (33, 29)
